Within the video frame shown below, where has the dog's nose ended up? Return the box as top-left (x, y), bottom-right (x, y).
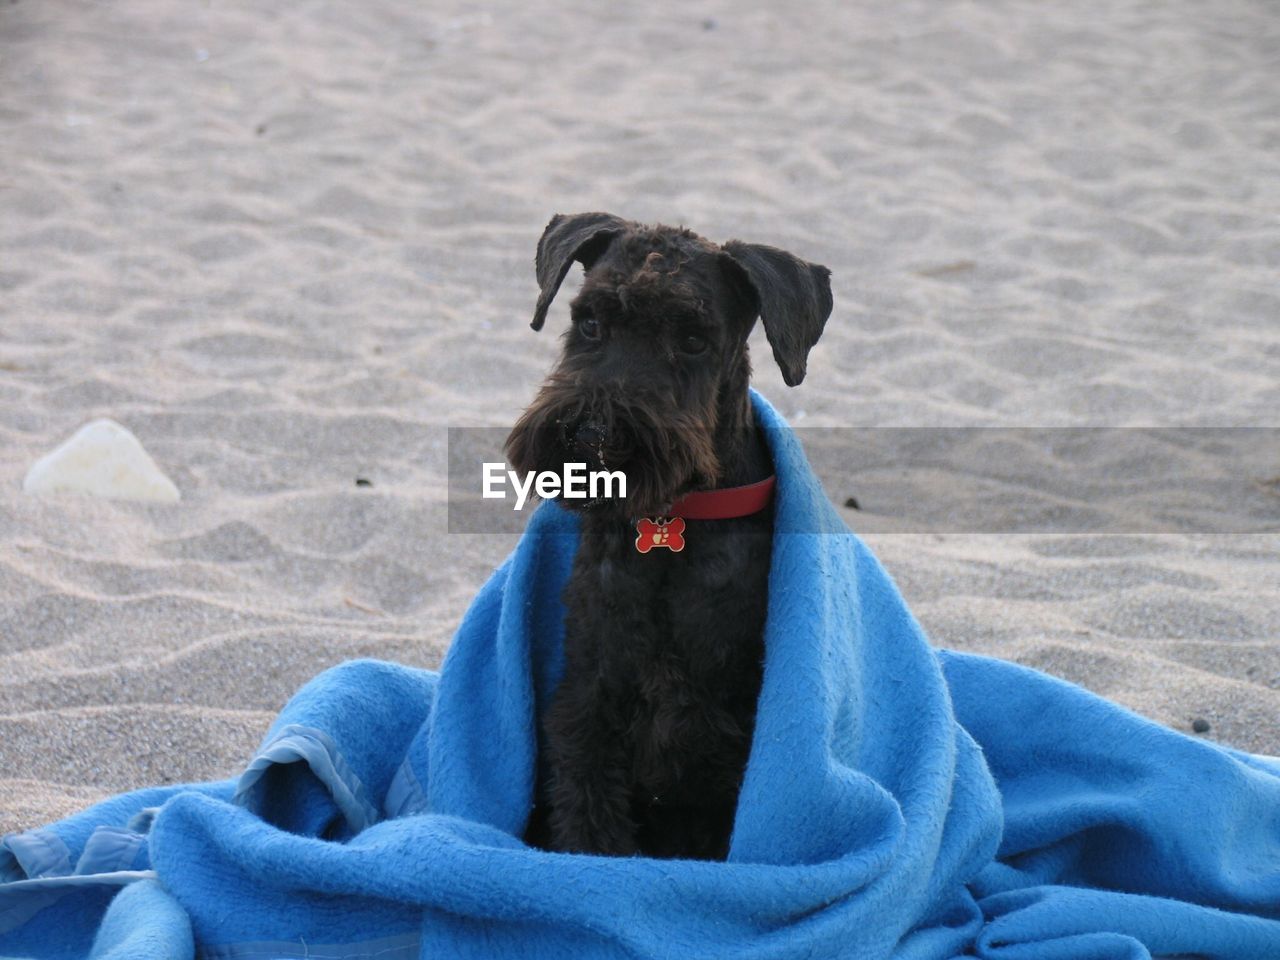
top-left (572, 421), bottom-right (607, 451)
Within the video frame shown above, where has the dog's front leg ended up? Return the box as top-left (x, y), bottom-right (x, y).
top-left (541, 672), bottom-right (639, 856)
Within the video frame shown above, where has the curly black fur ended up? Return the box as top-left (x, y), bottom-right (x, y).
top-left (508, 213), bottom-right (832, 859)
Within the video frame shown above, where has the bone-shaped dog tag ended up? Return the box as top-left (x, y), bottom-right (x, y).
top-left (635, 517), bottom-right (685, 553)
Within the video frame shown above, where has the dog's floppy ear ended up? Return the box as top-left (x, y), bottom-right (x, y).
top-left (720, 241), bottom-right (833, 386)
top-left (531, 212), bottom-right (629, 330)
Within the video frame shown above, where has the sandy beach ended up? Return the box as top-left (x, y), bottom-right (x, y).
top-left (1, 0), bottom-right (1277, 835)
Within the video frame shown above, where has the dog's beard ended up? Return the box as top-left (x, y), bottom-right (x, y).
top-left (505, 376), bottom-right (720, 519)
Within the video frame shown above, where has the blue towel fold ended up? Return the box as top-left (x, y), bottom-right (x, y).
top-left (3, 389), bottom-right (1278, 960)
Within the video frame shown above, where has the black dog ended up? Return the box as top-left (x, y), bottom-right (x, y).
top-left (506, 213), bottom-right (832, 860)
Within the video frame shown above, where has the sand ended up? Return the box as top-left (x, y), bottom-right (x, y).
top-left (1, 0), bottom-right (1277, 835)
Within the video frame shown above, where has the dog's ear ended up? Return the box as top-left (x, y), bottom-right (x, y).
top-left (719, 241), bottom-right (833, 386)
top-left (531, 212), bottom-right (629, 330)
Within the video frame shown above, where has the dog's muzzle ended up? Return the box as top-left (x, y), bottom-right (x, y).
top-left (562, 418), bottom-right (633, 470)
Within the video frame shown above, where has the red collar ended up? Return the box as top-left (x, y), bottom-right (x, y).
top-left (666, 475), bottom-right (776, 520)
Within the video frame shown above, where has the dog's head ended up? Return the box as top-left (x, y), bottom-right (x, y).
top-left (505, 212), bottom-right (833, 518)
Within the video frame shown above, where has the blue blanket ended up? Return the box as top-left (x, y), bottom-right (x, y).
top-left (4, 390), bottom-right (1280, 960)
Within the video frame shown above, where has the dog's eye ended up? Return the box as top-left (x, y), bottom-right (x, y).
top-left (679, 335), bottom-right (708, 356)
top-left (577, 316), bottom-right (601, 340)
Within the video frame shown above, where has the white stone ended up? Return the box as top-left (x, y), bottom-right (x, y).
top-left (23, 419), bottom-right (181, 503)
